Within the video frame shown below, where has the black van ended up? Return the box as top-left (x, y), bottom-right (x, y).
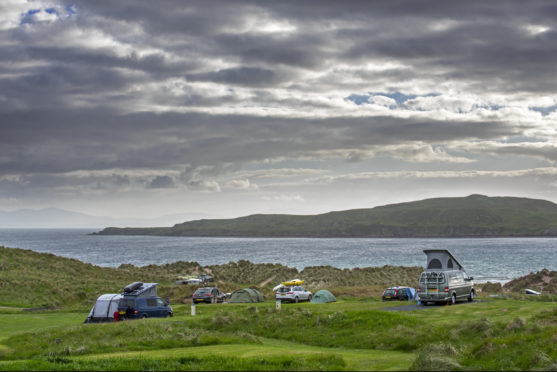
top-left (117, 282), bottom-right (173, 319)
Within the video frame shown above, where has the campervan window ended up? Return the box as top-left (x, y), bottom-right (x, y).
top-left (420, 272), bottom-right (446, 284)
top-left (120, 299), bottom-right (135, 308)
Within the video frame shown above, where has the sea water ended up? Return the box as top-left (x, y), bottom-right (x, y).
top-left (0, 228), bottom-right (555, 283)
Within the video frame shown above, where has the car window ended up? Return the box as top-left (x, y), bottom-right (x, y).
top-left (384, 289), bottom-right (395, 295)
top-left (146, 298), bottom-right (157, 307)
top-left (278, 287), bottom-right (290, 293)
top-left (194, 288), bottom-right (211, 295)
top-left (156, 298), bottom-right (166, 306)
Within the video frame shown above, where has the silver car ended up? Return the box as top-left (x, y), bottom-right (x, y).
top-left (276, 286), bottom-right (312, 303)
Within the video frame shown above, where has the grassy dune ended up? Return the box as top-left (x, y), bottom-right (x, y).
top-left (0, 246), bottom-right (422, 308)
top-left (1, 246), bottom-right (554, 310)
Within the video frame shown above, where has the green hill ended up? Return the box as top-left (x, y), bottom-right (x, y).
top-left (95, 195), bottom-right (557, 237)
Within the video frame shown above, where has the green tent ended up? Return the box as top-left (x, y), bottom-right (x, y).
top-left (228, 288), bottom-right (265, 303)
top-left (310, 289), bottom-right (336, 303)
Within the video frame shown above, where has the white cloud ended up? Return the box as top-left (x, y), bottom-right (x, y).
top-left (225, 178), bottom-right (258, 190)
top-left (261, 193), bottom-right (304, 202)
top-left (370, 95), bottom-right (397, 107)
top-left (312, 167), bottom-right (557, 184)
top-left (187, 180), bottom-right (221, 193)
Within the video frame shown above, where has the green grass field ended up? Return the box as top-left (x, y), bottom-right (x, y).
top-left (0, 246), bottom-right (555, 370)
top-left (0, 297), bottom-right (555, 371)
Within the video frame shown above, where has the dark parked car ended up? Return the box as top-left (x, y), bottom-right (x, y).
top-left (192, 287), bottom-right (226, 304)
top-left (382, 287), bottom-right (415, 301)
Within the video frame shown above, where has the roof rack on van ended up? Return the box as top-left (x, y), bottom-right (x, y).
top-left (122, 282), bottom-right (158, 297)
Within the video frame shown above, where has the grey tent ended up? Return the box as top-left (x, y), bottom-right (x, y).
top-left (85, 294), bottom-right (122, 323)
top-left (310, 289), bottom-right (336, 303)
top-left (228, 288), bottom-right (264, 303)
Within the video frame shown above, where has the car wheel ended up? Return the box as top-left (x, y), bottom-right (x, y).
top-left (295, 296), bottom-right (299, 303)
top-left (468, 290), bottom-right (475, 302)
top-left (141, 314), bottom-right (147, 319)
top-left (451, 293), bottom-right (457, 305)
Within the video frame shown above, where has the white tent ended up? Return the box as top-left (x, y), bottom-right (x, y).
top-left (85, 294), bottom-right (122, 323)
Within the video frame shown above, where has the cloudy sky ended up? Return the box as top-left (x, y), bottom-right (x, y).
top-left (1, 1), bottom-right (557, 221)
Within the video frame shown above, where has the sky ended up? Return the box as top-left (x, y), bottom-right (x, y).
top-left (1, 1), bottom-right (557, 221)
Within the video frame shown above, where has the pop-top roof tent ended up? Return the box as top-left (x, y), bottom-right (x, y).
top-left (423, 249), bottom-right (464, 271)
top-left (310, 289), bottom-right (337, 303)
top-left (85, 294), bottom-right (122, 323)
top-left (123, 282), bottom-right (158, 298)
top-left (228, 288), bottom-right (265, 303)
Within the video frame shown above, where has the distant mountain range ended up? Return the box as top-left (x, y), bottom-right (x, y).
top-left (0, 208), bottom-right (213, 228)
top-left (94, 195), bottom-right (557, 237)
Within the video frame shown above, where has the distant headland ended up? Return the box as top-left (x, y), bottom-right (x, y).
top-left (93, 195), bottom-right (557, 238)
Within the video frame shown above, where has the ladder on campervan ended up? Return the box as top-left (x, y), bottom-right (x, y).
top-left (422, 272), bottom-right (446, 295)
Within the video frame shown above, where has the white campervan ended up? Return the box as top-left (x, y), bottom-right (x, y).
top-left (418, 249), bottom-right (475, 305)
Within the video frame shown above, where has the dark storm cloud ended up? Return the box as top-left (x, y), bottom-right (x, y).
top-left (0, 107), bottom-right (517, 178)
top-left (187, 67), bottom-right (283, 87)
top-left (148, 175), bottom-right (176, 189)
top-left (1, 0), bottom-right (555, 196)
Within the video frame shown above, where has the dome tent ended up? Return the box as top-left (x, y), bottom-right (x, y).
top-left (229, 288), bottom-right (264, 303)
top-left (310, 289), bottom-right (336, 303)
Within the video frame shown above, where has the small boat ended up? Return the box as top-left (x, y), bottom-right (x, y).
top-left (525, 288), bottom-right (541, 295)
top-left (282, 279), bottom-right (304, 286)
